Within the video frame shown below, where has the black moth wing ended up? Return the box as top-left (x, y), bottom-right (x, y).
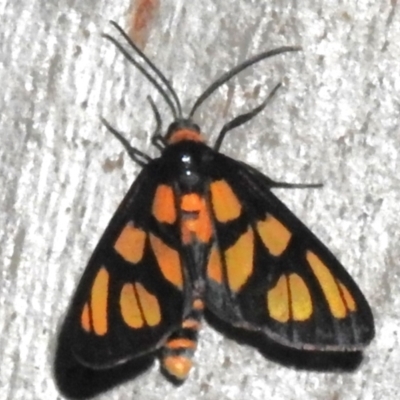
top-left (205, 153), bottom-right (374, 351)
top-left (67, 162), bottom-right (188, 368)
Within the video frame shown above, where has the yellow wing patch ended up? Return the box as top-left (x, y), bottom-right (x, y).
top-left (267, 251), bottom-right (356, 323)
top-left (120, 282), bottom-right (161, 328)
top-left (267, 273), bottom-right (312, 323)
top-left (152, 184), bottom-right (176, 224)
top-left (267, 275), bottom-right (289, 322)
top-left (114, 222), bottom-right (146, 264)
top-left (81, 302), bottom-right (91, 333)
top-left (339, 281), bottom-right (356, 312)
top-left (289, 273), bottom-right (312, 321)
top-left (82, 267), bottom-right (109, 335)
top-left (210, 180), bottom-right (242, 222)
top-left (256, 215), bottom-right (292, 256)
top-left (225, 226), bottom-right (254, 291)
top-left (306, 251), bottom-right (355, 318)
top-left (135, 282), bottom-right (161, 326)
top-left (150, 234), bottom-right (183, 289)
top-left (206, 244), bottom-right (223, 284)
top-left (120, 283), bottom-right (143, 328)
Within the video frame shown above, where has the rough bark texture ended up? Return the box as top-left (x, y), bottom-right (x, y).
top-left (0, 1), bottom-right (398, 399)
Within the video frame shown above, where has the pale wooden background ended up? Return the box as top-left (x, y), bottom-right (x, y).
top-left (0, 1), bottom-right (399, 399)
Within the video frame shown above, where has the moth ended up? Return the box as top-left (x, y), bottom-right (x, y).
top-left (62, 21), bottom-right (374, 383)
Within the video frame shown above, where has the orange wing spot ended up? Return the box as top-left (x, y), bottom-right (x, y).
top-left (210, 180), bottom-right (242, 222)
top-left (182, 319), bottom-right (201, 330)
top-left (289, 273), bottom-right (312, 321)
top-left (81, 302), bottom-right (91, 332)
top-left (135, 282), bottom-right (161, 326)
top-left (162, 355), bottom-right (193, 381)
top-left (256, 215), bottom-right (292, 256)
top-left (120, 283), bottom-right (144, 328)
top-left (339, 281), bottom-right (357, 312)
top-left (168, 129), bottom-right (204, 144)
top-left (225, 226), bottom-right (254, 291)
top-left (206, 244), bottom-right (223, 284)
top-left (267, 275), bottom-right (289, 323)
top-left (114, 222), bottom-right (146, 264)
top-left (180, 194), bottom-right (212, 244)
top-left (152, 185), bottom-right (176, 224)
top-left (150, 234), bottom-right (183, 289)
top-left (306, 251), bottom-right (347, 318)
top-left (192, 299), bottom-right (204, 310)
top-left (166, 338), bottom-right (197, 350)
top-left (90, 267), bottom-right (109, 335)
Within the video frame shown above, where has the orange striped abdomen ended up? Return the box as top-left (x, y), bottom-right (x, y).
top-left (160, 299), bottom-right (204, 381)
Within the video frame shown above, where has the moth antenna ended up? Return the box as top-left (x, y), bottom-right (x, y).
top-left (189, 46), bottom-right (301, 118)
top-left (104, 22), bottom-right (182, 120)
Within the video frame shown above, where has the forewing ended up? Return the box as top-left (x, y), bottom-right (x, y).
top-left (205, 154), bottom-right (374, 351)
top-left (66, 164), bottom-right (188, 368)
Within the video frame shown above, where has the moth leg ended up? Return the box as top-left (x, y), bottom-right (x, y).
top-left (243, 163), bottom-right (323, 189)
top-left (160, 299), bottom-right (204, 382)
top-left (214, 83), bottom-right (282, 151)
top-left (151, 135), bottom-right (167, 151)
top-left (101, 117), bottom-right (152, 167)
top-left (147, 96), bottom-right (168, 152)
top-left (269, 181), bottom-right (323, 189)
